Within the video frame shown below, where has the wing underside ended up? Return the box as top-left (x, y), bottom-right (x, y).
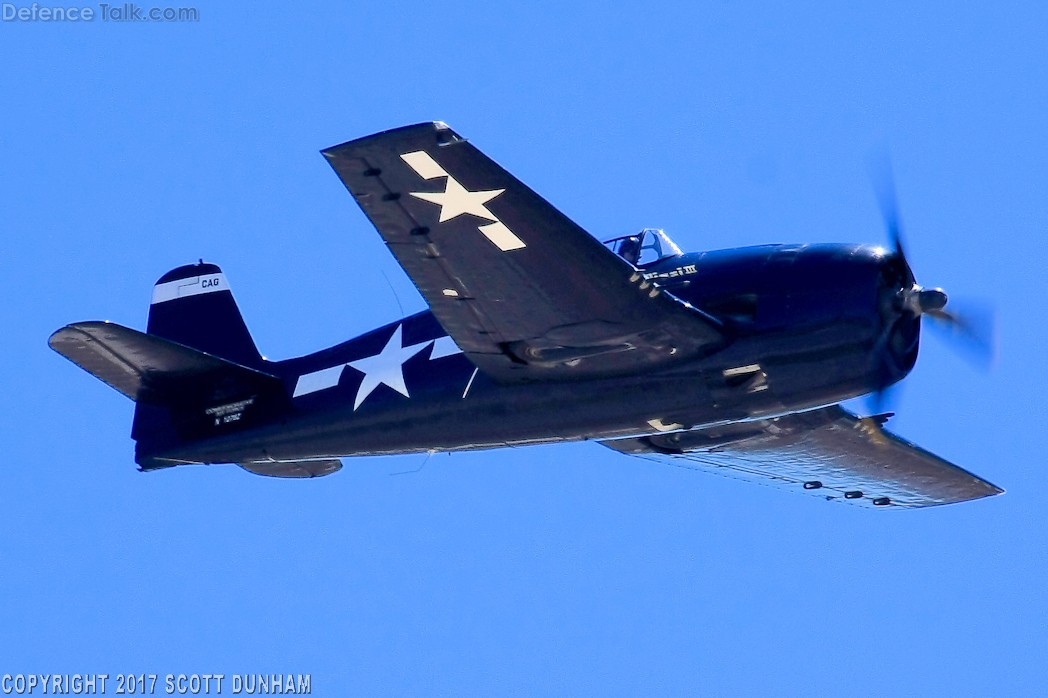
top-left (600, 406), bottom-right (1002, 508)
top-left (322, 122), bottom-right (725, 383)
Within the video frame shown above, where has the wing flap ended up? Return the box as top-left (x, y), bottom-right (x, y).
top-left (601, 406), bottom-right (1003, 508)
top-left (323, 122), bottom-right (726, 383)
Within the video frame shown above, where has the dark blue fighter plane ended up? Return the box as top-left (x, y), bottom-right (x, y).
top-left (50, 122), bottom-right (1002, 508)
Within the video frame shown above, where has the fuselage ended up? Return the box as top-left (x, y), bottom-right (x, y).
top-left (139, 242), bottom-right (920, 467)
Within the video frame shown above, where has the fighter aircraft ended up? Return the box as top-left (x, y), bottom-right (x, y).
top-left (50, 122), bottom-right (1002, 508)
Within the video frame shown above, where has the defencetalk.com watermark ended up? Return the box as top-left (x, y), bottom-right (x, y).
top-left (2, 2), bottom-right (199, 22)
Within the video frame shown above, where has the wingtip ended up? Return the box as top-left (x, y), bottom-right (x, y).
top-left (958, 481), bottom-right (1005, 505)
top-left (976, 474), bottom-right (1005, 498)
top-left (320, 121), bottom-right (456, 158)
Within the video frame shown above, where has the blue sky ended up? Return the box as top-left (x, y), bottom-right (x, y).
top-left (2, 2), bottom-right (1046, 695)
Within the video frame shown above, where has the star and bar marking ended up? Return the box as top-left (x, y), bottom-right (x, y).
top-left (293, 326), bottom-right (463, 409)
top-left (345, 325), bottom-right (429, 409)
top-left (400, 150), bottom-right (527, 252)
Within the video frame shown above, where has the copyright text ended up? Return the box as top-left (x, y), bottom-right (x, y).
top-left (0, 674), bottom-right (311, 695)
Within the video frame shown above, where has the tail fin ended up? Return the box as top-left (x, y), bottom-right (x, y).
top-left (147, 262), bottom-right (262, 368)
top-left (50, 262), bottom-right (285, 470)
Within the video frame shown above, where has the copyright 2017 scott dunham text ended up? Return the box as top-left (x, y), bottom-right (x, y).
top-left (1, 674), bottom-right (311, 695)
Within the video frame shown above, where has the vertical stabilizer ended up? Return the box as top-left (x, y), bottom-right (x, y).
top-left (146, 262), bottom-right (262, 368)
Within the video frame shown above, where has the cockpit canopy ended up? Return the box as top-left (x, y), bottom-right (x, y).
top-left (602, 228), bottom-right (683, 267)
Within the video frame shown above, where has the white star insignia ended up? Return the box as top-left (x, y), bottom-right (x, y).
top-left (400, 150), bottom-right (527, 252)
top-left (411, 177), bottom-right (505, 223)
top-left (347, 325), bottom-right (431, 410)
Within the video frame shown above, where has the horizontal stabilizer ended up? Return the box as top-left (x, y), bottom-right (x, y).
top-left (49, 321), bottom-right (283, 404)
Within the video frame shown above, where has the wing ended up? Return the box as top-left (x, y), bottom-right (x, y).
top-left (322, 122), bottom-right (726, 383)
top-left (600, 406), bottom-right (1003, 508)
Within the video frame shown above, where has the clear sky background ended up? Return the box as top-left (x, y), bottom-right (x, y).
top-left (2, 2), bottom-right (1046, 695)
